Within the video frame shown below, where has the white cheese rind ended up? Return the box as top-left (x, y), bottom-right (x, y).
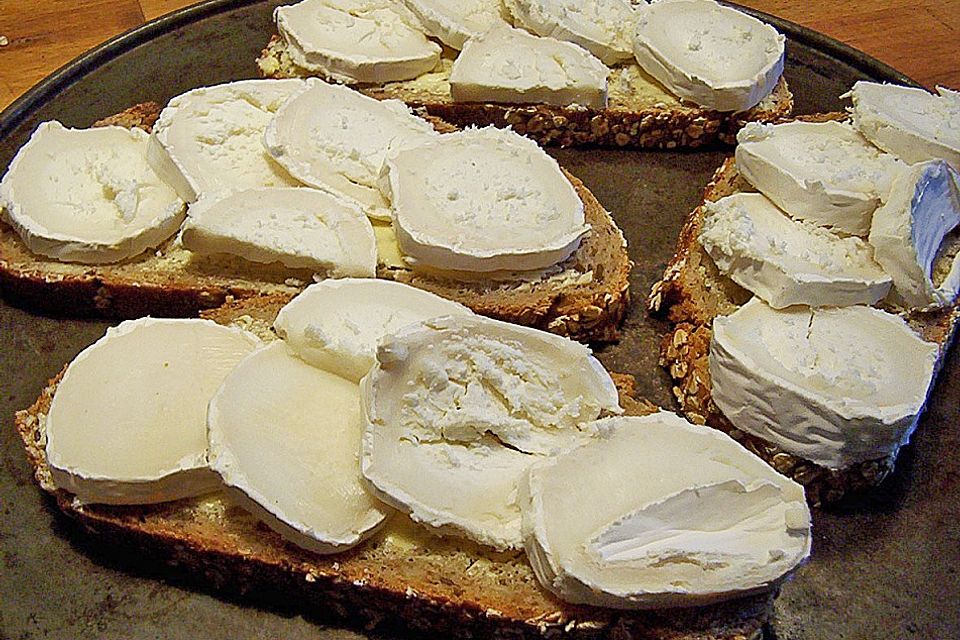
top-left (401, 0), bottom-right (507, 50)
top-left (700, 193), bottom-right (891, 308)
top-left (520, 412), bottom-right (811, 609)
top-left (180, 187), bottom-right (376, 277)
top-left (449, 24), bottom-right (608, 109)
top-left (735, 120), bottom-right (904, 235)
top-left (360, 314), bottom-right (621, 550)
top-left (386, 127), bottom-right (589, 272)
top-left (869, 160), bottom-right (960, 309)
top-left (0, 121), bottom-right (185, 264)
top-left (631, 0), bottom-right (784, 112)
top-left (45, 318), bottom-right (260, 505)
top-left (502, 0), bottom-right (637, 65)
top-left (710, 299), bottom-right (939, 469)
top-left (275, 0), bottom-right (441, 84)
top-left (208, 341), bottom-right (390, 554)
top-left (274, 278), bottom-right (473, 381)
top-left (846, 82), bottom-right (960, 170)
top-left (149, 79), bottom-right (305, 202)
top-left (264, 78), bottom-right (437, 221)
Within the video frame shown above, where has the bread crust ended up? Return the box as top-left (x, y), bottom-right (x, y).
top-left (258, 35), bottom-right (793, 150)
top-left (648, 152), bottom-right (960, 506)
top-left (16, 299), bottom-right (773, 640)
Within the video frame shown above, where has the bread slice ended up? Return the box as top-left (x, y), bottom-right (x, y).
top-left (15, 295), bottom-right (775, 640)
top-left (0, 104), bottom-right (630, 342)
top-left (648, 151), bottom-right (960, 507)
top-left (258, 36), bottom-right (793, 149)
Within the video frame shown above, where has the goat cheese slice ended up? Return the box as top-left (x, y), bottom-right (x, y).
top-left (360, 314), bottom-right (622, 550)
top-left (0, 121), bottom-right (185, 264)
top-left (274, 278), bottom-right (473, 381)
top-left (180, 187), bottom-right (376, 277)
top-left (400, 0), bottom-right (507, 50)
top-left (449, 24), bottom-right (608, 109)
top-left (735, 120), bottom-right (904, 235)
top-left (700, 193), bottom-right (891, 308)
top-left (148, 79), bottom-right (305, 203)
top-left (521, 412), bottom-right (811, 609)
top-left (846, 81), bottom-right (960, 169)
top-left (632, 0), bottom-right (784, 112)
top-left (869, 160), bottom-right (960, 309)
top-left (502, 0), bottom-right (637, 65)
top-left (275, 0), bottom-right (441, 84)
top-left (385, 127), bottom-right (589, 272)
top-left (208, 341), bottom-right (391, 554)
top-left (710, 299), bottom-right (939, 469)
top-left (45, 318), bottom-right (260, 505)
top-left (265, 78), bottom-right (437, 221)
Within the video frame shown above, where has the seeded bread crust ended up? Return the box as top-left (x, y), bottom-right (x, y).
top-left (0, 104), bottom-right (631, 342)
top-left (648, 153), bottom-right (960, 507)
top-left (257, 35), bottom-right (793, 149)
top-left (15, 296), bottom-right (773, 640)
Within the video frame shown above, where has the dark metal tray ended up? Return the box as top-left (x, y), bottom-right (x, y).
top-left (1, 2), bottom-right (957, 638)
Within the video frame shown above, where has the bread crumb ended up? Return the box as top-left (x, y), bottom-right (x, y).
top-left (0, 36), bottom-right (9, 47)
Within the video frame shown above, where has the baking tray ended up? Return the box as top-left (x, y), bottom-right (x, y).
top-left (1, 2), bottom-right (957, 638)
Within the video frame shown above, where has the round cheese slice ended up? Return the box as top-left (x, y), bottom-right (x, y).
top-left (264, 78), bottom-right (437, 221)
top-left (180, 187), bottom-right (377, 277)
top-left (45, 318), bottom-right (261, 505)
top-left (520, 412), bottom-right (811, 609)
top-left (275, 0), bottom-right (441, 84)
top-left (869, 160), bottom-right (960, 310)
top-left (502, 0), bottom-right (636, 65)
top-left (208, 341), bottom-right (391, 554)
top-left (360, 314), bottom-right (621, 550)
top-left (846, 81), bottom-right (960, 169)
top-left (710, 298), bottom-right (939, 469)
top-left (735, 120), bottom-right (904, 236)
top-left (274, 279), bottom-right (473, 381)
top-left (0, 121), bottom-right (185, 264)
top-left (700, 193), bottom-right (891, 308)
top-left (401, 0), bottom-right (506, 50)
top-left (148, 79), bottom-right (305, 203)
top-left (386, 127), bottom-right (589, 273)
top-left (632, 0), bottom-right (785, 112)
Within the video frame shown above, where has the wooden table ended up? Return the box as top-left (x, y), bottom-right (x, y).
top-left (0, 0), bottom-right (957, 112)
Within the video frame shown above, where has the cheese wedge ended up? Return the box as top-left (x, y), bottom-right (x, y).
top-left (208, 341), bottom-right (391, 554)
top-left (845, 81), bottom-right (960, 170)
top-left (0, 121), bottom-right (185, 264)
top-left (521, 412), bottom-right (811, 609)
top-left (869, 160), bottom-right (960, 309)
top-left (148, 79), bottom-right (305, 203)
top-left (274, 0), bottom-right (441, 84)
top-left (449, 24), bottom-right (608, 109)
top-left (400, 0), bottom-right (507, 50)
top-left (45, 318), bottom-right (260, 505)
top-left (264, 78), bottom-right (437, 221)
top-left (700, 193), bottom-right (891, 308)
top-left (710, 299), bottom-right (939, 469)
top-left (180, 187), bottom-right (377, 277)
top-left (360, 314), bottom-right (621, 550)
top-left (735, 120), bottom-right (903, 235)
top-left (502, 0), bottom-right (636, 65)
top-left (632, 0), bottom-right (785, 112)
top-left (274, 278), bottom-right (473, 381)
top-left (385, 127), bottom-right (589, 272)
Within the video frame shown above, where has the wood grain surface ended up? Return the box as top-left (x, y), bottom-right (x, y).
top-left (0, 0), bottom-right (957, 112)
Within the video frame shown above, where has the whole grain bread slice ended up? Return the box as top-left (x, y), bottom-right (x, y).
top-left (648, 152), bottom-right (960, 507)
top-left (15, 294), bottom-right (774, 640)
top-left (257, 36), bottom-right (793, 149)
top-left (0, 103), bottom-right (631, 342)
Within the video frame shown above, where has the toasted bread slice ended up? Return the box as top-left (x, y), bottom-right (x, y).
top-left (15, 294), bottom-right (774, 640)
top-left (648, 152), bottom-right (960, 507)
top-left (0, 103), bottom-right (630, 342)
top-left (258, 36), bottom-right (793, 149)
